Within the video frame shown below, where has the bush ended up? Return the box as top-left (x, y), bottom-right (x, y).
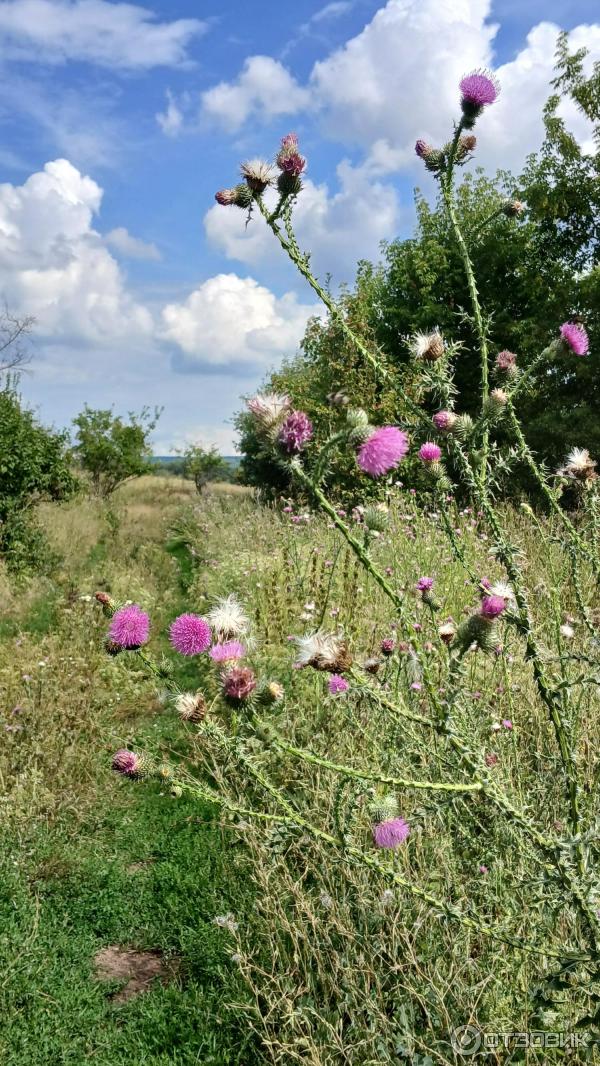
top-left (72, 406), bottom-right (160, 497)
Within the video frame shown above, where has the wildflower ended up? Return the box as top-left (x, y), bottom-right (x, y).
top-left (489, 387), bottom-right (508, 409)
top-left (559, 321), bottom-right (589, 357)
top-left (560, 623), bottom-right (575, 640)
top-left (275, 132), bottom-right (306, 177)
top-left (240, 159), bottom-right (274, 193)
top-left (223, 666), bottom-right (257, 702)
top-left (502, 719), bottom-right (513, 730)
top-left (414, 140), bottom-right (444, 172)
top-left (247, 391), bottom-right (290, 428)
top-left (373, 817), bottom-right (410, 849)
top-left (415, 138), bottom-right (432, 158)
top-left (112, 749), bottom-right (149, 778)
top-left (213, 913), bottom-right (239, 933)
top-left (278, 410), bottom-right (313, 453)
top-left (409, 329), bottom-right (445, 362)
top-left (363, 657), bottom-right (382, 674)
top-left (357, 426), bottom-right (409, 477)
top-left (489, 581), bottom-right (515, 607)
top-left (380, 638), bottom-right (395, 657)
top-left (210, 641), bottom-right (245, 663)
top-left (208, 594), bottom-right (249, 640)
top-left (416, 577), bottom-right (434, 592)
top-left (293, 631), bottom-right (352, 673)
top-left (459, 69), bottom-right (500, 125)
top-left (480, 595), bottom-right (506, 620)
top-left (169, 614), bottom-right (212, 656)
top-left (410, 681), bottom-right (422, 692)
top-left (438, 620), bottom-right (456, 645)
top-left (215, 183), bottom-right (253, 209)
top-left (432, 410), bottom-right (457, 432)
top-left (495, 350), bottom-right (517, 374)
top-left (418, 442), bottom-right (442, 464)
top-left (479, 864), bottom-right (489, 875)
top-left (259, 680), bottom-right (285, 704)
top-left (456, 133), bottom-right (477, 160)
top-left (559, 447), bottom-right (597, 483)
top-left (215, 188), bottom-right (237, 205)
top-left (328, 674), bottom-right (349, 695)
top-left (175, 691), bottom-right (207, 723)
top-left (108, 604), bottom-right (150, 649)
top-left (502, 199), bottom-right (524, 217)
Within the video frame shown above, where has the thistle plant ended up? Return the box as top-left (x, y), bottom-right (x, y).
top-left (100, 68), bottom-right (600, 1049)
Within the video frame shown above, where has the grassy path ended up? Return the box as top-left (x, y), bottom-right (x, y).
top-left (0, 480), bottom-right (261, 1065)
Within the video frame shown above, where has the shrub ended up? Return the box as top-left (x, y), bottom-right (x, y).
top-left (72, 405), bottom-right (160, 497)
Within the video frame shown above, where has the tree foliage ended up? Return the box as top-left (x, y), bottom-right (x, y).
top-left (181, 444), bottom-right (231, 493)
top-left (72, 406), bottom-right (160, 497)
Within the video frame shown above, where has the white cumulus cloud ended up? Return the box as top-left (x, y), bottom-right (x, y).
top-left (105, 227), bottom-right (161, 261)
top-left (0, 158), bottom-right (153, 345)
top-left (0, 0), bottom-right (205, 70)
top-left (161, 273), bottom-right (320, 370)
top-left (201, 55), bottom-right (310, 133)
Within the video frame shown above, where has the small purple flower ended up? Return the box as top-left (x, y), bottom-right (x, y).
top-left (480, 595), bottom-right (506, 620)
top-left (416, 577), bottom-right (434, 592)
top-left (357, 426), bottom-right (409, 477)
top-left (373, 817), bottom-right (410, 849)
top-left (560, 321), bottom-right (589, 357)
top-left (380, 638), bottom-right (395, 657)
top-left (415, 139), bottom-right (431, 158)
top-left (419, 441), bottom-right (442, 464)
top-left (109, 604), bottom-right (150, 649)
top-left (328, 674), bottom-right (349, 695)
top-left (170, 614), bottom-right (212, 656)
top-left (223, 666), bottom-right (257, 701)
top-left (460, 69), bottom-right (500, 108)
top-left (410, 681), bottom-right (422, 691)
top-left (496, 350), bottom-right (517, 371)
top-left (215, 188), bottom-right (237, 206)
top-left (432, 410), bottom-right (456, 431)
top-left (210, 641), bottom-right (245, 663)
top-left (502, 718), bottom-right (513, 730)
top-left (479, 864), bottom-right (489, 875)
top-left (278, 410), bottom-right (313, 453)
top-left (112, 749), bottom-right (141, 777)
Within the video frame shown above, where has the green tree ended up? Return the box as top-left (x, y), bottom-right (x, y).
top-left (72, 406), bottom-right (160, 497)
top-left (181, 444), bottom-right (230, 493)
top-left (0, 382), bottom-right (77, 570)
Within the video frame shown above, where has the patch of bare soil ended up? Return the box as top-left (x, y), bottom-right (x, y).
top-left (94, 946), bottom-right (175, 1003)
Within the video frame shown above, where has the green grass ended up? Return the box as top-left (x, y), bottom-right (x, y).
top-left (0, 480), bottom-right (263, 1066)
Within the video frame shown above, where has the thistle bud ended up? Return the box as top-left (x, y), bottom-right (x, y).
top-left (495, 350), bottom-right (518, 378)
top-left (432, 410), bottom-right (457, 432)
top-left (369, 793), bottom-right (399, 824)
top-left (277, 170), bottom-right (303, 198)
top-left (363, 656), bottom-right (382, 674)
top-left (175, 691), bottom-right (207, 723)
top-left (455, 134), bottom-right (477, 161)
top-left (257, 680), bottom-right (285, 705)
top-left (170, 785), bottom-right (183, 798)
top-left (438, 620), bottom-right (456, 645)
top-left (484, 387), bottom-right (508, 420)
top-left (346, 407), bottom-right (371, 443)
top-left (410, 330), bottom-right (445, 362)
top-left (452, 413), bottom-right (475, 440)
top-left (364, 505), bottom-right (389, 532)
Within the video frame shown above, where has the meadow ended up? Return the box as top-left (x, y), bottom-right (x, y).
top-left (2, 474), bottom-right (598, 1064)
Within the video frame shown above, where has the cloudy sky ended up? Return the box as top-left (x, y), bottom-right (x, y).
top-left (1, 0), bottom-right (598, 453)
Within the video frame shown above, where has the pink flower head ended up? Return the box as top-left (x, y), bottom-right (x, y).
top-left (109, 604), bottom-right (150, 649)
top-left (502, 718), bottom-right (513, 730)
top-left (169, 614), bottom-right (212, 656)
top-left (419, 441), bottom-right (442, 464)
top-left (480, 595), bottom-right (506, 620)
top-left (276, 133), bottom-right (306, 177)
top-left (560, 321), bottom-right (589, 357)
top-left (373, 817), bottom-right (410, 849)
top-left (357, 426), bottom-right (409, 477)
top-left (496, 350), bottom-right (517, 371)
top-left (417, 576), bottom-right (434, 592)
top-left (380, 638), bottom-right (395, 656)
top-left (210, 641), bottom-right (245, 663)
top-left (460, 69), bottom-right (500, 108)
top-left (415, 139), bottom-right (431, 158)
top-left (112, 749), bottom-right (141, 777)
top-left (223, 665), bottom-right (257, 701)
top-left (485, 752), bottom-right (499, 767)
top-left (278, 410), bottom-right (313, 453)
top-left (328, 674), bottom-right (349, 695)
top-left (432, 410), bottom-right (456, 431)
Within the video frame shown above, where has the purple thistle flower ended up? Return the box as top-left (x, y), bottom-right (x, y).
top-left (380, 638), bottom-right (395, 657)
top-left (109, 604), bottom-right (150, 649)
top-left (210, 641), bottom-right (245, 663)
top-left (480, 595), bottom-right (506, 620)
top-left (223, 666), bottom-right (257, 701)
top-left (496, 350), bottom-right (517, 371)
top-left (373, 817), bottom-right (410, 849)
top-left (560, 322), bottom-right (589, 357)
top-left (215, 188), bottom-right (237, 206)
top-left (112, 749), bottom-right (141, 778)
top-left (432, 410), bottom-right (456, 431)
top-left (169, 614), bottom-right (212, 656)
top-left (417, 576), bottom-right (434, 592)
top-left (502, 718), bottom-right (513, 730)
top-left (415, 139), bottom-right (431, 158)
top-left (278, 410), bottom-right (313, 453)
top-left (460, 69), bottom-right (500, 108)
top-left (328, 674), bottom-right (349, 695)
top-left (357, 426), bottom-right (409, 477)
top-left (419, 441), bottom-right (442, 463)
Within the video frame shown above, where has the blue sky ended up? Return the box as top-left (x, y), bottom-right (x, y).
top-left (0, 0), bottom-right (597, 453)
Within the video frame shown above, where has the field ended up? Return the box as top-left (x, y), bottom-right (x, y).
top-left (1, 475), bottom-right (598, 1064)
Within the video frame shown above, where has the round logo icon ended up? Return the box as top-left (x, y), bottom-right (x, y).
top-left (451, 1025), bottom-right (482, 1056)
